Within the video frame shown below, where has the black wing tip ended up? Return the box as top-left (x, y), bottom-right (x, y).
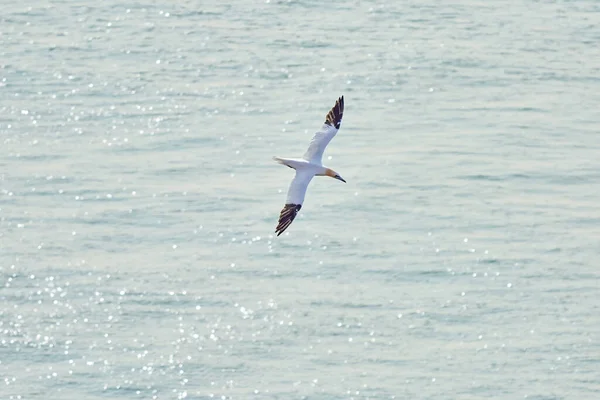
top-left (275, 203), bottom-right (302, 236)
top-left (324, 95), bottom-right (344, 129)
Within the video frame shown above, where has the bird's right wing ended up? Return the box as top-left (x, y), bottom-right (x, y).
top-left (302, 96), bottom-right (344, 164)
top-left (275, 169), bottom-right (314, 236)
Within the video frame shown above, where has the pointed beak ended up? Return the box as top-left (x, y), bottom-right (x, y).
top-left (335, 175), bottom-right (346, 183)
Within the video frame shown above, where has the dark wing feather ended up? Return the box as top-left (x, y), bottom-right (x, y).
top-left (275, 204), bottom-right (302, 236)
top-left (324, 96), bottom-right (344, 129)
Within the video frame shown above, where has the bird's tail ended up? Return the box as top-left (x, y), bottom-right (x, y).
top-left (273, 157), bottom-right (296, 169)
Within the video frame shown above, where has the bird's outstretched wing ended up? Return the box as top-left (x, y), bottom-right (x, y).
top-left (302, 96), bottom-right (344, 164)
top-left (275, 169), bottom-right (314, 236)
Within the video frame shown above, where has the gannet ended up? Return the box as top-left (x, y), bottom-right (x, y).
top-left (273, 96), bottom-right (346, 236)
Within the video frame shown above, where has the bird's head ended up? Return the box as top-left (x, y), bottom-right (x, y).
top-left (326, 168), bottom-right (346, 183)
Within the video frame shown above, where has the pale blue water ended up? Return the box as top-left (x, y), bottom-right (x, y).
top-left (1, 1), bottom-right (599, 399)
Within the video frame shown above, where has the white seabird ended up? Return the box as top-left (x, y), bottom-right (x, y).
top-left (273, 96), bottom-right (346, 236)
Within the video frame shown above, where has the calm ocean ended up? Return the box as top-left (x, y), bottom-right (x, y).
top-left (1, 1), bottom-right (599, 399)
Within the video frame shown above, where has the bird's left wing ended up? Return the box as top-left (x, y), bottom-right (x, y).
top-left (275, 169), bottom-right (314, 236)
top-left (302, 96), bottom-right (344, 164)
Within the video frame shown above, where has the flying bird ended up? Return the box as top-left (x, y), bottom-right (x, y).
top-left (273, 96), bottom-right (346, 236)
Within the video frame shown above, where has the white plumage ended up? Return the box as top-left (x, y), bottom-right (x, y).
top-left (273, 96), bottom-right (346, 236)
top-left (285, 169), bottom-right (315, 205)
top-left (302, 123), bottom-right (340, 164)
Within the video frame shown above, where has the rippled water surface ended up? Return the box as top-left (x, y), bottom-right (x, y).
top-left (1, 1), bottom-right (599, 399)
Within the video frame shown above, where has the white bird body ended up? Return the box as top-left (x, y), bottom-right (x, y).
top-left (273, 157), bottom-right (324, 204)
top-left (273, 96), bottom-right (346, 236)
